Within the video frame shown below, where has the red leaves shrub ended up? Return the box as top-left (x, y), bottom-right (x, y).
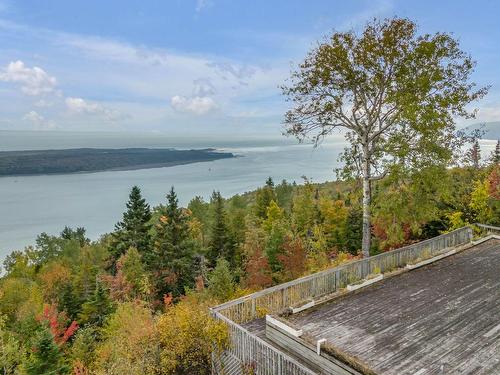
top-left (37, 304), bottom-right (78, 345)
top-left (488, 166), bottom-right (500, 199)
top-left (243, 245), bottom-right (272, 290)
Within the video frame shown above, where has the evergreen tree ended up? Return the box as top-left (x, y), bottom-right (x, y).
top-left (151, 187), bottom-right (197, 298)
top-left (265, 176), bottom-right (274, 188)
top-left (207, 191), bottom-right (234, 268)
top-left (255, 178), bottom-right (277, 219)
top-left (24, 327), bottom-right (68, 375)
top-left (467, 140), bottom-right (481, 168)
top-left (275, 179), bottom-right (294, 210)
top-left (79, 280), bottom-right (114, 327)
top-left (60, 283), bottom-right (81, 321)
top-left (208, 258), bottom-right (235, 301)
top-left (345, 206), bottom-right (363, 255)
top-left (111, 186), bottom-right (152, 261)
top-left (263, 201), bottom-right (287, 275)
top-left (60, 226), bottom-right (89, 247)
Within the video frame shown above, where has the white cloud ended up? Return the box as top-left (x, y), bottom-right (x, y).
top-left (476, 104), bottom-right (500, 122)
top-left (0, 19), bottom-right (290, 129)
top-left (23, 110), bottom-right (44, 124)
top-left (65, 97), bottom-right (125, 121)
top-left (195, 0), bottom-right (212, 13)
top-left (22, 110), bottom-right (56, 130)
top-left (171, 95), bottom-right (217, 115)
top-left (0, 60), bottom-right (58, 96)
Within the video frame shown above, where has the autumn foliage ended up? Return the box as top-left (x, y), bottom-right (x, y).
top-left (37, 304), bottom-right (78, 346)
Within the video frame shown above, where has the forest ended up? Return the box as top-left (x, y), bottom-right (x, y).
top-left (1, 16), bottom-right (500, 375)
top-left (0, 148), bottom-right (234, 176)
top-left (0, 140), bottom-right (498, 374)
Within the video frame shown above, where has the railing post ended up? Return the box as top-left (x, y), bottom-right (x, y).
top-left (467, 227), bottom-right (473, 242)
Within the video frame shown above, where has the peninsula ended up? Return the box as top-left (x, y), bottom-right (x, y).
top-left (0, 148), bottom-right (234, 176)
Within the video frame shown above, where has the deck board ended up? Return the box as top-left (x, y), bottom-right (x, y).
top-left (283, 239), bottom-right (500, 374)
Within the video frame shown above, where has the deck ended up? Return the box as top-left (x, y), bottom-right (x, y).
top-left (280, 238), bottom-right (500, 374)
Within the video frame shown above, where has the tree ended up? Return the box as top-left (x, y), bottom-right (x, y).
top-left (157, 294), bottom-right (228, 375)
top-left (466, 140), bottom-right (481, 168)
top-left (187, 196), bottom-right (210, 247)
top-left (291, 181), bottom-right (321, 235)
top-left (491, 140), bottom-right (500, 165)
top-left (111, 186), bottom-right (152, 261)
top-left (36, 304), bottom-right (78, 346)
top-left (103, 247), bottom-right (150, 302)
top-left (277, 236), bottom-right (307, 282)
top-left (24, 327), bottom-right (69, 375)
top-left (0, 315), bottom-right (25, 375)
top-left (470, 179), bottom-right (493, 223)
top-left (94, 302), bottom-right (160, 375)
top-left (262, 201), bottom-right (288, 275)
top-left (151, 187), bottom-right (197, 298)
top-left (60, 226), bottom-right (89, 247)
top-left (78, 280), bottom-right (114, 327)
top-left (254, 178), bottom-right (277, 219)
top-left (242, 228), bottom-right (273, 289)
top-left (207, 191), bottom-right (234, 268)
top-left (275, 179), bottom-right (295, 210)
top-left (345, 206), bottom-right (363, 255)
top-left (282, 17), bottom-right (488, 256)
top-left (208, 258), bottom-right (235, 301)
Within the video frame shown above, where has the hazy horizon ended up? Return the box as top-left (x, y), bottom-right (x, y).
top-left (1, 0), bottom-right (500, 135)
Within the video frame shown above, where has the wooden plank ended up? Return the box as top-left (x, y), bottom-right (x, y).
top-left (287, 239), bottom-right (500, 375)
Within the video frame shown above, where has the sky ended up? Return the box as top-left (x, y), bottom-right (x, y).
top-left (0, 0), bottom-right (500, 135)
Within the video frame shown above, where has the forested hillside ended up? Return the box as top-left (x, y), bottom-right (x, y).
top-left (1, 149), bottom-right (498, 374)
top-left (1, 16), bottom-right (499, 375)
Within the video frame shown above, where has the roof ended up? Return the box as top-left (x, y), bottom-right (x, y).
top-left (283, 238), bottom-right (500, 374)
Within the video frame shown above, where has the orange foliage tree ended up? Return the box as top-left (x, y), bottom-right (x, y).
top-left (277, 236), bottom-right (307, 281)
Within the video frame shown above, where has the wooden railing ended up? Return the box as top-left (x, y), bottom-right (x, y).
top-left (213, 226), bottom-right (472, 324)
top-left (212, 312), bottom-right (317, 375)
top-left (474, 223), bottom-right (500, 236)
top-left (211, 226), bottom-right (473, 374)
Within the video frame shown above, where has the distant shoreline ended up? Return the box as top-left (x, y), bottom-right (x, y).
top-left (0, 147), bottom-right (235, 177)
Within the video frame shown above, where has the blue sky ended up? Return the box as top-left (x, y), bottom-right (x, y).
top-left (0, 0), bottom-right (499, 135)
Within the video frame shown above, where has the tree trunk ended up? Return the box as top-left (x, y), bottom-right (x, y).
top-left (361, 143), bottom-right (371, 258)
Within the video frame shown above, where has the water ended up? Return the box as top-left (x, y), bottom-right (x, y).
top-left (0, 130), bottom-right (346, 259)
top-left (1, 130), bottom-right (495, 261)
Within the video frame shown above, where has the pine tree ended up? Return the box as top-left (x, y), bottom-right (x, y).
top-left (79, 280), bottom-right (114, 327)
top-left (208, 258), bottom-right (235, 301)
top-left (59, 282), bottom-right (81, 321)
top-left (467, 140), bottom-right (481, 168)
top-left (207, 191), bottom-right (234, 268)
top-left (24, 328), bottom-right (68, 375)
top-left (345, 206), bottom-right (363, 255)
top-left (255, 178), bottom-right (277, 219)
top-left (263, 201), bottom-right (287, 275)
top-left (60, 226), bottom-right (89, 247)
top-left (111, 186), bottom-right (152, 261)
top-left (151, 187), bottom-right (196, 298)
